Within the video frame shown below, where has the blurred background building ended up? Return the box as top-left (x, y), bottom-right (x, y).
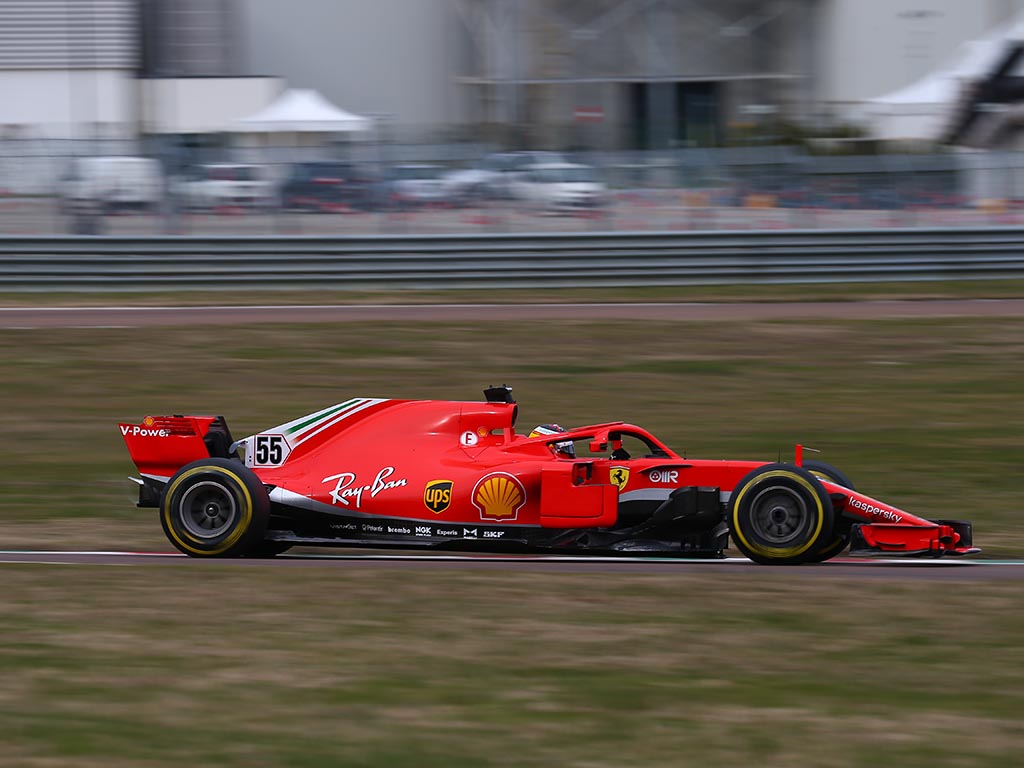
top-left (4, 0), bottom-right (1024, 148)
top-left (0, 0), bottom-right (136, 140)
top-left (5, 0), bottom-right (1024, 226)
top-left (237, 0), bottom-right (1024, 149)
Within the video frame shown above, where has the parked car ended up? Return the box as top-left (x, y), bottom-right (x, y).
top-left (510, 162), bottom-right (607, 212)
top-left (441, 150), bottom-right (567, 202)
top-left (172, 163), bottom-right (274, 210)
top-left (277, 162), bottom-right (383, 212)
top-left (58, 156), bottom-right (163, 213)
top-left (383, 164), bottom-right (452, 208)
top-left (279, 162), bottom-right (350, 211)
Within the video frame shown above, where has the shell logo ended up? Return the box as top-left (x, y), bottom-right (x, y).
top-left (472, 473), bottom-right (526, 521)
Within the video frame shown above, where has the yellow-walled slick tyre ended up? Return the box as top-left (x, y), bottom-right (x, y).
top-left (160, 458), bottom-right (270, 557)
top-left (729, 463), bottom-right (834, 565)
top-left (801, 460), bottom-right (855, 563)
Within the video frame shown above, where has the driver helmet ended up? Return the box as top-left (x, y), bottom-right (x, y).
top-left (529, 423), bottom-right (575, 458)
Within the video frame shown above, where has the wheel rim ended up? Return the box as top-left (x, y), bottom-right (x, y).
top-left (748, 485), bottom-right (810, 546)
top-left (179, 481), bottom-right (238, 540)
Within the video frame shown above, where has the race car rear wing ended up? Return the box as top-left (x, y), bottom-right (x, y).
top-left (119, 415), bottom-right (235, 483)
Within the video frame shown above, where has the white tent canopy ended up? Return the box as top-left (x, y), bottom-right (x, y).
top-left (861, 14), bottom-right (1024, 142)
top-left (234, 88), bottom-right (372, 133)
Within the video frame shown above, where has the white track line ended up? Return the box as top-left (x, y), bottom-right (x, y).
top-left (0, 550), bottom-right (1019, 565)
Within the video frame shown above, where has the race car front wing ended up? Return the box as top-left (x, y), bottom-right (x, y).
top-left (848, 519), bottom-right (979, 557)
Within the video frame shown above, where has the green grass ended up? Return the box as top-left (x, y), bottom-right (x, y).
top-left (1, 293), bottom-right (1023, 766)
top-left (1, 567), bottom-right (1022, 767)
top-left (2, 277), bottom-right (1024, 306)
top-left (0, 312), bottom-right (1022, 554)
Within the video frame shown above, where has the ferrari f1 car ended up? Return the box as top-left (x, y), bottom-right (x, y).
top-left (119, 386), bottom-right (978, 564)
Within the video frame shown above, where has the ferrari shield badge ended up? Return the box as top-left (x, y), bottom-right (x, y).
top-left (609, 466), bottom-right (629, 492)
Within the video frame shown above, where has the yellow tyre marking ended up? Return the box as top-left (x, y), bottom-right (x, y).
top-left (162, 466), bottom-right (254, 556)
top-left (808, 469), bottom-right (848, 553)
top-left (731, 469), bottom-right (825, 560)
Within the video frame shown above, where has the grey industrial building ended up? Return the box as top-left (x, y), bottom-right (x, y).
top-left (2, 0), bottom-right (1024, 149)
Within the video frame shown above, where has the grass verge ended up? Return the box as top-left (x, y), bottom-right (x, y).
top-left (2, 278), bottom-right (1024, 307)
top-left (1, 566), bottom-right (1022, 767)
top-left (1, 312), bottom-right (1021, 554)
top-left (1, 301), bottom-right (1022, 766)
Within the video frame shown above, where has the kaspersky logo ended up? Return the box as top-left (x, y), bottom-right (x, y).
top-left (423, 480), bottom-right (453, 514)
top-left (472, 473), bottom-right (526, 521)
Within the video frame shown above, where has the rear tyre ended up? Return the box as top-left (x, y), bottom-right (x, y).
top-left (728, 464), bottom-right (834, 565)
top-left (801, 460), bottom-right (855, 563)
top-left (160, 458), bottom-right (269, 557)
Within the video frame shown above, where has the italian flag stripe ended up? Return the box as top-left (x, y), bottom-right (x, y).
top-left (288, 398), bottom-right (388, 445)
top-left (283, 398), bottom-right (364, 436)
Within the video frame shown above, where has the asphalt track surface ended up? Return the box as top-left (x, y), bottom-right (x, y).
top-left (1, 550), bottom-right (1022, 580)
top-left (3, 298), bottom-right (1024, 328)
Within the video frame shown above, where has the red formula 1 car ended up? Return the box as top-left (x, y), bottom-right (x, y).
top-left (119, 386), bottom-right (978, 564)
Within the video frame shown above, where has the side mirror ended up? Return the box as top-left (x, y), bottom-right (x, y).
top-left (589, 440), bottom-right (607, 453)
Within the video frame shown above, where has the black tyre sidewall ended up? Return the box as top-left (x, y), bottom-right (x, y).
top-left (803, 460), bottom-right (855, 491)
top-left (160, 458), bottom-right (269, 557)
top-left (801, 460), bottom-right (855, 563)
top-left (729, 463), bottom-right (834, 565)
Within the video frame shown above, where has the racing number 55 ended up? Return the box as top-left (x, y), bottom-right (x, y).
top-left (252, 434), bottom-right (287, 466)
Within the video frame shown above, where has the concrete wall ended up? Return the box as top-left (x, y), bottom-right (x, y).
top-left (140, 77), bottom-right (283, 134)
top-left (0, 70), bottom-right (136, 139)
top-left (238, 0), bottom-right (461, 128)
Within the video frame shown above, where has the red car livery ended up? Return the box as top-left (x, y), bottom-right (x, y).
top-left (119, 386), bottom-right (978, 564)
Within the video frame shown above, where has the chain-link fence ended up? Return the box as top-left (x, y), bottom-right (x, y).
top-left (3, 139), bottom-right (1024, 236)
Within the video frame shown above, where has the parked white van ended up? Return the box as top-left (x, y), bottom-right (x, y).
top-left (58, 156), bottom-right (163, 212)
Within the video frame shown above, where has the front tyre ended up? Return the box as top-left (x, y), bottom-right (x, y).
top-left (801, 460), bottom-right (856, 563)
top-left (160, 458), bottom-right (269, 557)
top-left (729, 464), bottom-right (834, 565)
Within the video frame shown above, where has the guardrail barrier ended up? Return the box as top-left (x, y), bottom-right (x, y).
top-left (2, 228), bottom-right (1023, 291)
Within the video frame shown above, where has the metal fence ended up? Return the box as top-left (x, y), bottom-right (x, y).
top-left (2, 228), bottom-right (1023, 292)
top-left (7, 141), bottom-right (1024, 237)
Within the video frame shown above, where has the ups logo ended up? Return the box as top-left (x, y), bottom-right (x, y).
top-left (424, 479), bottom-right (454, 514)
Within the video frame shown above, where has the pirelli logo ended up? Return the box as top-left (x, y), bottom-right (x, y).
top-left (424, 479), bottom-right (453, 514)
